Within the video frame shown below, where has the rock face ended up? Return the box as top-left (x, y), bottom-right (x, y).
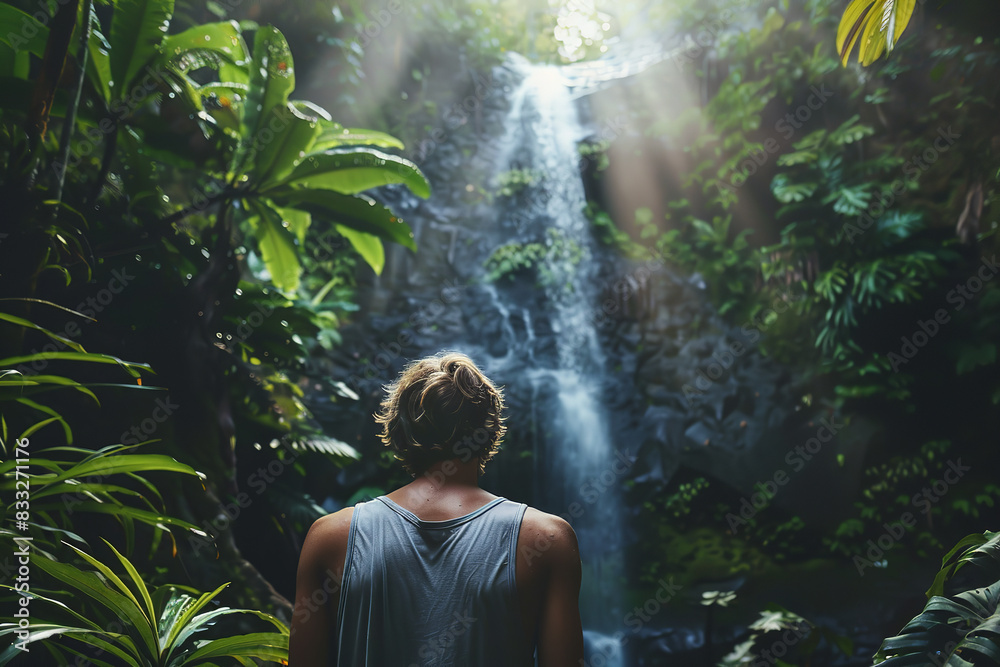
top-left (315, 54), bottom-right (876, 664)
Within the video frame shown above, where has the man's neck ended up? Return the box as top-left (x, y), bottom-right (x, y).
top-left (411, 457), bottom-right (481, 491)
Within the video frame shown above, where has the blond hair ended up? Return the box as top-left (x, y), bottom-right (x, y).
top-left (374, 351), bottom-right (506, 476)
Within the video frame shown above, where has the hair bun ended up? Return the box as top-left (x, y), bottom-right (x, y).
top-left (450, 360), bottom-right (481, 400)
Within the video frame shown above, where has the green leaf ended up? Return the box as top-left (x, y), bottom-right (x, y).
top-left (267, 189), bottom-right (415, 251)
top-left (110, 0), bottom-right (175, 92)
top-left (776, 150), bottom-right (817, 166)
top-left (86, 12), bottom-right (113, 103)
top-left (829, 115), bottom-right (875, 145)
top-left (336, 225), bottom-right (385, 275)
top-left (311, 120), bottom-right (405, 152)
top-left (232, 26), bottom-right (295, 178)
top-left (102, 540), bottom-right (157, 626)
top-left (247, 202), bottom-right (302, 293)
top-left (955, 344), bottom-right (997, 375)
top-left (772, 175), bottom-right (817, 203)
top-left (171, 603), bottom-right (287, 659)
top-left (0, 352), bottom-right (151, 377)
top-left (0, 5), bottom-right (49, 58)
top-left (158, 20), bottom-right (249, 78)
top-left (63, 542), bottom-right (154, 636)
top-left (0, 624), bottom-right (140, 666)
top-left (32, 557), bottom-right (159, 658)
top-left (178, 632), bottom-right (288, 663)
top-left (197, 81), bottom-right (246, 131)
top-left (271, 148), bottom-right (430, 198)
top-left (0, 312), bottom-right (85, 352)
top-left (61, 502), bottom-right (205, 534)
top-left (162, 583), bottom-right (229, 656)
top-left (270, 204), bottom-right (311, 245)
top-left (254, 103), bottom-right (321, 189)
top-left (42, 453), bottom-right (201, 485)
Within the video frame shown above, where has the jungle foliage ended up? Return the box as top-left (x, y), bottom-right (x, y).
top-left (580, 0), bottom-right (1000, 655)
top-left (874, 530), bottom-right (1000, 665)
top-left (0, 0), bottom-right (426, 658)
top-left (1, 0), bottom-right (998, 663)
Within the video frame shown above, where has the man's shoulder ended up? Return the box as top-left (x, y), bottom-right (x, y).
top-left (304, 506), bottom-right (355, 555)
top-left (517, 506), bottom-right (580, 565)
top-left (520, 506), bottom-right (573, 533)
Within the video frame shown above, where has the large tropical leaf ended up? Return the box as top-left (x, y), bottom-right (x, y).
top-left (176, 632), bottom-right (289, 663)
top-left (231, 25), bottom-right (295, 178)
top-left (247, 202), bottom-right (302, 293)
top-left (311, 119), bottom-right (405, 152)
top-left (267, 147), bottom-right (430, 198)
top-left (0, 547), bottom-right (289, 665)
top-left (110, 0), bottom-right (176, 91)
top-left (254, 103), bottom-right (322, 189)
top-left (158, 20), bottom-right (249, 76)
top-left (31, 555), bottom-right (160, 657)
top-left (267, 189), bottom-right (417, 251)
top-left (0, 4), bottom-right (49, 58)
top-left (336, 224), bottom-right (385, 275)
top-left (874, 580), bottom-right (1000, 665)
top-left (86, 9), bottom-right (113, 103)
top-left (874, 531), bottom-right (1000, 665)
top-left (837, 0), bottom-right (917, 67)
top-left (928, 531), bottom-right (1000, 599)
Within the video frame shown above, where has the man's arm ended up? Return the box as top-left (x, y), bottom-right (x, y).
top-left (536, 515), bottom-right (585, 667)
top-left (288, 507), bottom-right (353, 667)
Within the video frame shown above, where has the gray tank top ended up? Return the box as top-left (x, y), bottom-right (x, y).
top-left (335, 495), bottom-right (531, 666)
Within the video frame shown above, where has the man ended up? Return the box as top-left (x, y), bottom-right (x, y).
top-left (289, 351), bottom-right (585, 666)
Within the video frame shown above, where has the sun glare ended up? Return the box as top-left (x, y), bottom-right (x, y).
top-left (552, 0), bottom-right (613, 61)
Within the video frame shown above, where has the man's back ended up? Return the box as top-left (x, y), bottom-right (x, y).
top-left (336, 494), bottom-right (529, 665)
top-left (289, 489), bottom-right (582, 666)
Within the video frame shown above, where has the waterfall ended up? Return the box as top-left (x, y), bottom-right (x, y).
top-left (483, 57), bottom-right (627, 664)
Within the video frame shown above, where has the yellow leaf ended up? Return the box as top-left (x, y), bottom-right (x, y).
top-left (838, 0), bottom-right (916, 67)
top-left (837, 0), bottom-right (875, 54)
top-left (857, 1), bottom-right (886, 66)
top-left (888, 0), bottom-right (916, 50)
top-left (839, 1), bottom-right (876, 66)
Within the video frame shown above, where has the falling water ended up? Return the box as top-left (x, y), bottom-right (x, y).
top-left (483, 58), bottom-right (627, 665)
